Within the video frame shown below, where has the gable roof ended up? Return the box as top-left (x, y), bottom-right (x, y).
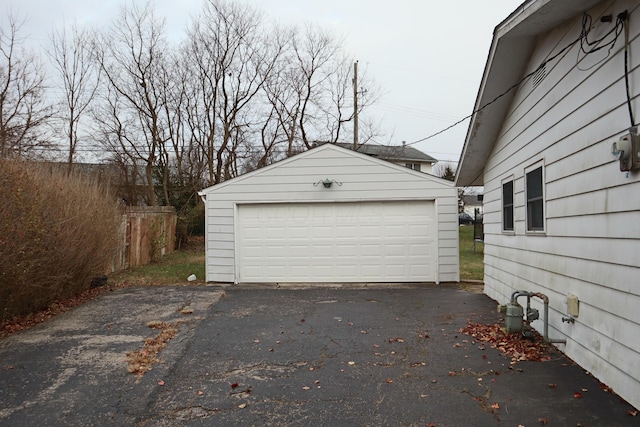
top-left (455, 0), bottom-right (604, 186)
top-left (199, 143), bottom-right (450, 196)
top-left (334, 143), bottom-right (437, 163)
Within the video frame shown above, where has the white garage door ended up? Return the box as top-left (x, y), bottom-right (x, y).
top-left (236, 201), bottom-right (436, 283)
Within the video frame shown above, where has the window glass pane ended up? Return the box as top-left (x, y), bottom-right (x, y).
top-left (527, 199), bottom-right (544, 230)
top-left (503, 206), bottom-right (514, 230)
top-left (526, 167), bottom-right (543, 199)
top-left (502, 180), bottom-right (514, 231)
top-left (526, 166), bottom-right (544, 231)
top-left (503, 181), bottom-right (513, 205)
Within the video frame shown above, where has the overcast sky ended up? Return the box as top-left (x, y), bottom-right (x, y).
top-left (5, 0), bottom-right (521, 164)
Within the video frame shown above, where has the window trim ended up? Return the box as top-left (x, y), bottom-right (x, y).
top-left (501, 176), bottom-right (515, 233)
top-left (524, 160), bottom-right (546, 234)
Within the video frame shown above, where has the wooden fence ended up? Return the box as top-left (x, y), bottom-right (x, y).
top-left (112, 206), bottom-right (177, 272)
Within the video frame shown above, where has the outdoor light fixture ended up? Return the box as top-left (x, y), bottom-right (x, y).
top-left (313, 178), bottom-right (342, 188)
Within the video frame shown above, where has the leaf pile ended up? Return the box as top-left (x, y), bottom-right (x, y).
top-left (127, 321), bottom-right (179, 376)
top-left (0, 283), bottom-right (126, 339)
top-left (460, 322), bottom-right (553, 363)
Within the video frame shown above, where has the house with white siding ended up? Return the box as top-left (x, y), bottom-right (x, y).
top-left (455, 0), bottom-right (640, 409)
top-left (199, 143), bottom-right (459, 285)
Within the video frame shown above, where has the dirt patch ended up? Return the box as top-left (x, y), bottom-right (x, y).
top-left (458, 281), bottom-right (484, 294)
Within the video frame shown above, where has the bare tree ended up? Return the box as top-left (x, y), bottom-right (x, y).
top-left (48, 23), bottom-right (99, 173)
top-left (0, 13), bottom-right (51, 158)
top-left (263, 25), bottom-right (381, 157)
top-left (287, 24), bottom-right (340, 152)
top-left (185, 0), bottom-right (284, 185)
top-left (92, 1), bottom-right (170, 205)
top-left (433, 162), bottom-right (456, 181)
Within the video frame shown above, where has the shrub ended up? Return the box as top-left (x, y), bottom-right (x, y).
top-left (0, 160), bottom-right (121, 321)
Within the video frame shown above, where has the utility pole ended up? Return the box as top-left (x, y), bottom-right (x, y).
top-left (353, 60), bottom-right (358, 150)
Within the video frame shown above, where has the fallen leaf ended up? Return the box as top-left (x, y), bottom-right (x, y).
top-left (238, 403), bottom-right (247, 408)
top-left (460, 321), bottom-right (553, 363)
top-left (448, 371), bottom-right (456, 376)
top-left (197, 390), bottom-right (204, 395)
top-left (157, 380), bottom-right (165, 386)
top-left (538, 417), bottom-right (549, 424)
top-left (628, 410), bottom-right (638, 417)
top-left (386, 378), bottom-right (393, 383)
top-left (599, 383), bottom-right (613, 393)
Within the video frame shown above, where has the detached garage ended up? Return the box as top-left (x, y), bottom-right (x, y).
top-left (199, 144), bottom-right (459, 284)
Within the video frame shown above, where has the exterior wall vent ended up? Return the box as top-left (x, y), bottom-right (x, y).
top-left (532, 64), bottom-right (546, 90)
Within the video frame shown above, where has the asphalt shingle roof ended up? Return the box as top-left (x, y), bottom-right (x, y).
top-left (334, 143), bottom-right (437, 163)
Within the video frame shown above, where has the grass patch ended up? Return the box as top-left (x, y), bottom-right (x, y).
top-left (110, 239), bottom-right (205, 287)
top-left (459, 225), bottom-right (484, 281)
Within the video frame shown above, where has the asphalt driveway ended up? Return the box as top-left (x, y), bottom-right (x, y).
top-left (0, 284), bottom-right (637, 426)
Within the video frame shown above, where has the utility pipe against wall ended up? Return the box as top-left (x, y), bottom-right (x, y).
top-left (533, 292), bottom-right (566, 344)
top-left (510, 291), bottom-right (566, 344)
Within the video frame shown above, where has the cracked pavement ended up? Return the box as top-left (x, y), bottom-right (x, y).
top-left (0, 284), bottom-right (637, 426)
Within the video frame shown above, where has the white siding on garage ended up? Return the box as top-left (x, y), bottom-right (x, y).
top-left (237, 201), bottom-right (436, 283)
top-left (480, 0), bottom-right (640, 409)
top-left (200, 144), bottom-right (459, 284)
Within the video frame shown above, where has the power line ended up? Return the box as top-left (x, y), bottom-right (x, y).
top-left (404, 17), bottom-right (608, 147)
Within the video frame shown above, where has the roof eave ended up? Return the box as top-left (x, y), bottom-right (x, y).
top-left (454, 0), bottom-right (604, 187)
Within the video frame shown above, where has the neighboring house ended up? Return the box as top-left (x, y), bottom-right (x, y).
top-left (461, 194), bottom-right (484, 217)
top-left (335, 143), bottom-right (438, 174)
top-left (199, 143), bottom-right (458, 284)
top-left (455, 0), bottom-right (640, 409)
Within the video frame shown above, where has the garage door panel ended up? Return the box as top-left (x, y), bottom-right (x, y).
top-left (237, 201), bottom-right (435, 283)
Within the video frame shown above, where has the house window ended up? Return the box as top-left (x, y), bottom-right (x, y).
top-left (502, 179), bottom-right (514, 232)
top-left (405, 163), bottom-right (421, 171)
top-left (525, 164), bottom-right (545, 232)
